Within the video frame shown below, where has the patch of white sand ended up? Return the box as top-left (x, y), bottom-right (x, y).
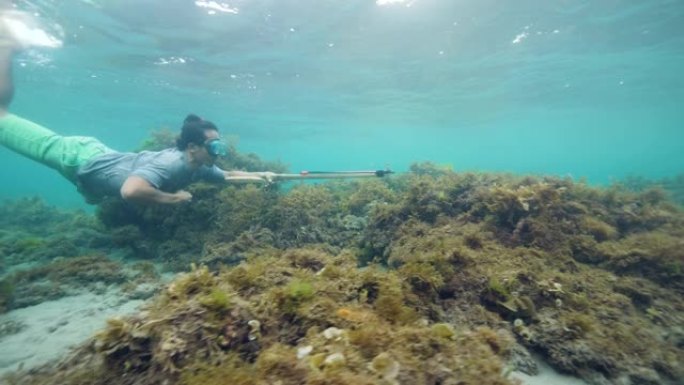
top-left (0, 291), bottom-right (144, 376)
top-left (512, 357), bottom-right (590, 385)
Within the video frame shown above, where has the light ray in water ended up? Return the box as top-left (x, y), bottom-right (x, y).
top-left (1, 9), bottom-right (62, 48)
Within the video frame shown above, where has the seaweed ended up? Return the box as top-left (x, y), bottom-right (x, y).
top-left (2, 255), bottom-right (126, 310)
top-left (3, 165), bottom-right (684, 385)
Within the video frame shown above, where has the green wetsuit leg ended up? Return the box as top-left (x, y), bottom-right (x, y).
top-left (0, 113), bottom-right (113, 182)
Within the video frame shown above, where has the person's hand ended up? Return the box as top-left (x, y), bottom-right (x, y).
top-left (256, 171), bottom-right (277, 184)
top-left (173, 190), bottom-right (193, 203)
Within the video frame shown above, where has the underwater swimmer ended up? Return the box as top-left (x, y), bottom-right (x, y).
top-left (0, 14), bottom-right (275, 205)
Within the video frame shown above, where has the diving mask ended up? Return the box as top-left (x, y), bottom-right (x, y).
top-left (205, 138), bottom-right (228, 157)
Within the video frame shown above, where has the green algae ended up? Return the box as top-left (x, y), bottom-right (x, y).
top-left (11, 237), bottom-right (45, 254)
top-left (278, 279), bottom-right (315, 315)
top-left (198, 287), bottom-right (232, 312)
top-left (430, 322), bottom-right (456, 339)
top-left (2, 162), bottom-right (684, 385)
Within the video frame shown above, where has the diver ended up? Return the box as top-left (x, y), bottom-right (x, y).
top-left (0, 15), bottom-right (276, 205)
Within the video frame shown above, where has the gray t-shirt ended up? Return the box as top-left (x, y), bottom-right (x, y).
top-left (76, 148), bottom-right (225, 201)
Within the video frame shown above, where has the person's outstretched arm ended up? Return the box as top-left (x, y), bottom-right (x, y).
top-left (223, 170), bottom-right (276, 183)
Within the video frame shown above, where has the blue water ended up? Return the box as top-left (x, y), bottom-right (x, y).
top-left (2, 0), bottom-right (683, 207)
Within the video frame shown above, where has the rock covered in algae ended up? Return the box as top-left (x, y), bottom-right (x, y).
top-left (431, 322), bottom-right (456, 339)
top-left (2, 248), bottom-right (517, 385)
top-left (2, 165), bottom-right (683, 385)
top-left (369, 352), bottom-right (400, 382)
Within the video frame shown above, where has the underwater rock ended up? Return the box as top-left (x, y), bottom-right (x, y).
top-left (4, 255), bottom-right (126, 311)
top-left (663, 326), bottom-right (684, 349)
top-left (322, 352), bottom-right (346, 367)
top-left (199, 241), bottom-right (248, 268)
top-left (570, 235), bottom-right (608, 264)
top-left (125, 282), bottom-right (159, 300)
top-left (341, 214), bottom-right (366, 231)
top-left (627, 367), bottom-right (662, 385)
top-left (296, 345), bottom-right (313, 359)
top-left (369, 352), bottom-right (400, 382)
top-left (506, 342), bottom-right (539, 375)
top-left (0, 319), bottom-right (25, 339)
top-left (1, 169), bottom-right (683, 385)
top-left (431, 322), bottom-right (456, 339)
top-left (322, 326), bottom-right (345, 340)
top-left (0, 278), bottom-right (14, 313)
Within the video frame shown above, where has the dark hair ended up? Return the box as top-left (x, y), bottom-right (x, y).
top-left (176, 114), bottom-right (219, 150)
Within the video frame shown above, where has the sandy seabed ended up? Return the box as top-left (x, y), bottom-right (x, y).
top-left (0, 290), bottom-right (144, 376)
